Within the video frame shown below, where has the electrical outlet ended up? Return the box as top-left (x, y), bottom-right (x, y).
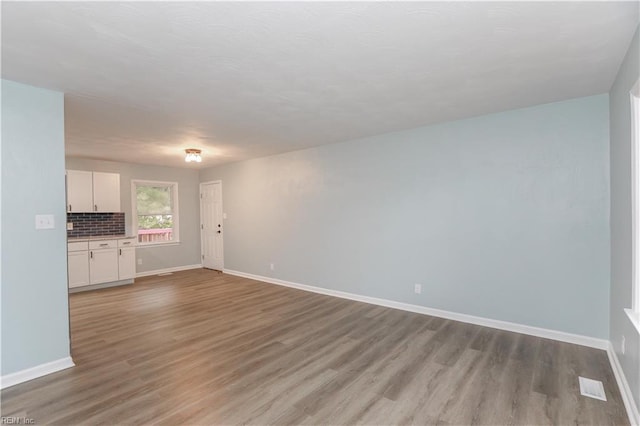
top-left (67, 222), bottom-right (74, 230)
top-left (414, 284), bottom-right (422, 294)
top-left (621, 336), bottom-right (625, 355)
top-left (137, 259), bottom-right (142, 265)
top-left (270, 263), bottom-right (275, 271)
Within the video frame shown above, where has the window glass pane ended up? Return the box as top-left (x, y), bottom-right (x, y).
top-left (137, 214), bottom-right (173, 230)
top-left (135, 183), bottom-right (177, 244)
top-left (136, 185), bottom-right (172, 215)
top-left (137, 214), bottom-right (174, 243)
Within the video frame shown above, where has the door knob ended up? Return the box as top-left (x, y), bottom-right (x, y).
top-left (217, 230), bottom-right (221, 234)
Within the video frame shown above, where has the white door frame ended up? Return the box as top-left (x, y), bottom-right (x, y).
top-left (631, 79), bottom-right (640, 313)
top-left (200, 180), bottom-right (224, 271)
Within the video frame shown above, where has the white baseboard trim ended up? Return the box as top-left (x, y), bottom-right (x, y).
top-left (607, 343), bottom-right (640, 426)
top-left (136, 264), bottom-right (202, 278)
top-left (224, 269), bottom-right (609, 350)
top-left (69, 278), bottom-right (133, 293)
top-left (0, 357), bottom-right (75, 389)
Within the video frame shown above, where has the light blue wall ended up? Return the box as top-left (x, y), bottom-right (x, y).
top-left (65, 158), bottom-right (201, 274)
top-left (1, 80), bottom-right (70, 375)
top-left (201, 94), bottom-right (611, 339)
top-left (610, 25), bottom-right (640, 410)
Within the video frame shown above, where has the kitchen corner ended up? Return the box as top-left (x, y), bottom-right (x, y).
top-left (66, 169), bottom-right (137, 292)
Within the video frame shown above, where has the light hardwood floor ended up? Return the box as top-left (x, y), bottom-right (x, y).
top-left (1, 269), bottom-right (629, 425)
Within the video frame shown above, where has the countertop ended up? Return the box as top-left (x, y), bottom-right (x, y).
top-left (68, 235), bottom-right (136, 242)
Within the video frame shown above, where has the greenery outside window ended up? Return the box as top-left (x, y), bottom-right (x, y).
top-left (132, 180), bottom-right (179, 245)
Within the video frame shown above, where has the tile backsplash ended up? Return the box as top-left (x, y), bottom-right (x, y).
top-left (67, 213), bottom-right (125, 238)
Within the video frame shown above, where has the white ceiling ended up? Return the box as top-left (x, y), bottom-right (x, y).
top-left (2, 2), bottom-right (639, 169)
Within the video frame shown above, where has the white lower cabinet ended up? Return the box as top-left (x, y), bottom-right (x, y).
top-left (118, 247), bottom-right (136, 280)
top-left (68, 237), bottom-right (137, 290)
top-left (68, 251), bottom-right (90, 288)
top-left (90, 247), bottom-right (119, 284)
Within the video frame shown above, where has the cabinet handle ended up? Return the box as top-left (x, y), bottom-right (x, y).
top-left (119, 249), bottom-right (122, 255)
top-left (99, 243), bottom-right (108, 247)
top-left (94, 205), bottom-right (97, 212)
top-left (68, 204), bottom-right (72, 212)
top-left (90, 251), bottom-right (93, 259)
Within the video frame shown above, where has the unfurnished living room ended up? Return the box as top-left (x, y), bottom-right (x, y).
top-left (1, 1), bottom-right (640, 425)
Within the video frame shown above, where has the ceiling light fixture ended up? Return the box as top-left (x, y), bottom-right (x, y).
top-left (185, 148), bottom-right (202, 163)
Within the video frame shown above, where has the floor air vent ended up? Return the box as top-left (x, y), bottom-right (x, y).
top-left (579, 376), bottom-right (607, 401)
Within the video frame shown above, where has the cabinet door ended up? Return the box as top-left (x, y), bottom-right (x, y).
top-left (93, 172), bottom-right (120, 212)
top-left (89, 249), bottom-right (119, 284)
top-left (66, 170), bottom-right (94, 212)
top-left (68, 251), bottom-right (90, 288)
top-left (118, 247), bottom-right (136, 280)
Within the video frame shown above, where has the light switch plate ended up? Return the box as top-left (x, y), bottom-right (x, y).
top-left (35, 214), bottom-right (55, 229)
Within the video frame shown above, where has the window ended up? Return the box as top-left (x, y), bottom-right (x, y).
top-left (132, 180), bottom-right (179, 245)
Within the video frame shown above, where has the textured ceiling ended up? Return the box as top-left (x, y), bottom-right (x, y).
top-left (2, 2), bottom-right (639, 169)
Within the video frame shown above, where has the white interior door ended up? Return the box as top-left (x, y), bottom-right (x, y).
top-left (200, 181), bottom-right (224, 271)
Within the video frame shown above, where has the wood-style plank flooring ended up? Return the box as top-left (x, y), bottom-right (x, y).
top-left (1, 269), bottom-right (629, 425)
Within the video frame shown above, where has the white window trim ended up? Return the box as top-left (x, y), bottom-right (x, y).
top-left (131, 179), bottom-right (180, 247)
top-left (627, 79), bottom-right (640, 334)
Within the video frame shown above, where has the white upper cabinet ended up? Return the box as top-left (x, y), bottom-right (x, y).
top-left (93, 172), bottom-right (121, 212)
top-left (66, 170), bottom-right (94, 213)
top-left (66, 170), bottom-right (120, 212)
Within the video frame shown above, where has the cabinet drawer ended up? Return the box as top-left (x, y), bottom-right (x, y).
top-left (89, 240), bottom-right (117, 250)
top-left (68, 241), bottom-right (89, 252)
top-left (118, 238), bottom-right (137, 247)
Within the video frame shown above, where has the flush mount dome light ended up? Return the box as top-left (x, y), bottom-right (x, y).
top-left (185, 148), bottom-right (202, 163)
